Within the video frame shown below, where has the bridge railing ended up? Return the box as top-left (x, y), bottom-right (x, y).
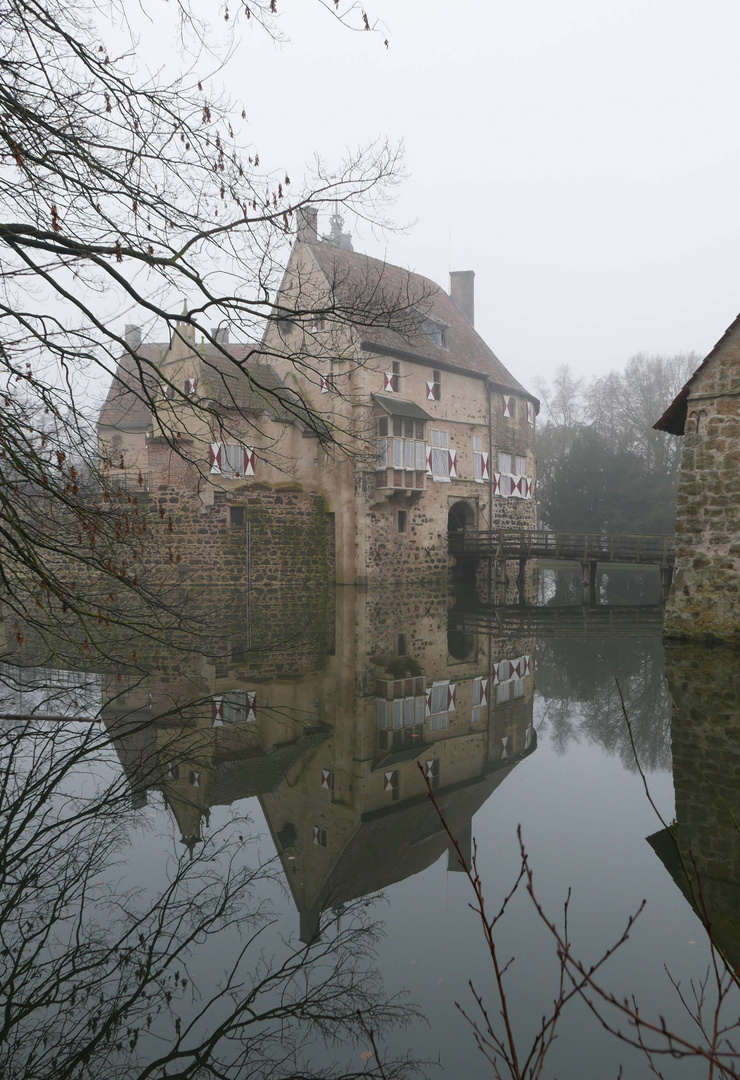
top-left (451, 528), bottom-right (675, 565)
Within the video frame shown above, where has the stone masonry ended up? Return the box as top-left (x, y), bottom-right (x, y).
top-left (655, 317), bottom-right (740, 643)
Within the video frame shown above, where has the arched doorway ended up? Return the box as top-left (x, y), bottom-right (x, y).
top-left (448, 501), bottom-right (477, 584)
top-left (447, 500), bottom-right (475, 540)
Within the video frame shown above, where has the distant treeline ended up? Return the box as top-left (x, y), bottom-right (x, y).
top-left (535, 353), bottom-right (698, 535)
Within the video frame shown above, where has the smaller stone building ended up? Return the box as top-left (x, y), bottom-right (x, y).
top-left (655, 318), bottom-right (740, 643)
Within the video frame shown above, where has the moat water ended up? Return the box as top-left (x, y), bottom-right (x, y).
top-left (1, 568), bottom-right (738, 1079)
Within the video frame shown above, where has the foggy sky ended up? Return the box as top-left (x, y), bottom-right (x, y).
top-left (162, 0), bottom-right (740, 394)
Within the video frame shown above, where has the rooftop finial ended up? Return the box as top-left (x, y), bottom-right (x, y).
top-left (323, 201), bottom-right (353, 251)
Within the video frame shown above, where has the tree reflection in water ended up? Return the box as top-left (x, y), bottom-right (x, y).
top-left (0, 666), bottom-right (423, 1080)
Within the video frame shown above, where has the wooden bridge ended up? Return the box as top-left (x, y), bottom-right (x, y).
top-left (450, 528), bottom-right (675, 601)
top-left (449, 603), bottom-right (665, 638)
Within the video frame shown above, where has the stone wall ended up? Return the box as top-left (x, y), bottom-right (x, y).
top-left (659, 643), bottom-right (740, 968)
top-left (665, 337), bottom-right (740, 643)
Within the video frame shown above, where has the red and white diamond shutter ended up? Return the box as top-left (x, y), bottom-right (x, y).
top-left (189, 770), bottom-right (201, 787)
top-left (426, 446), bottom-right (433, 476)
top-left (500, 736), bottom-right (509, 760)
top-left (448, 449), bottom-right (458, 479)
top-left (321, 769), bottom-right (332, 790)
top-left (384, 372), bottom-right (395, 392)
top-left (384, 770), bottom-right (398, 793)
top-left (320, 374), bottom-right (330, 394)
top-left (479, 677), bottom-right (489, 706)
top-left (426, 381), bottom-right (436, 401)
top-left (212, 696), bottom-right (224, 725)
top-left (481, 452), bottom-right (490, 480)
top-left (525, 478), bottom-right (533, 499)
top-left (447, 683), bottom-right (456, 711)
top-left (425, 759), bottom-right (437, 779)
top-left (209, 443), bottom-right (223, 474)
top-left (492, 662), bottom-right (502, 685)
top-left (502, 395), bottom-right (512, 418)
top-left (246, 691), bottom-right (257, 721)
top-left (492, 472), bottom-right (502, 496)
top-left (243, 448), bottom-right (255, 477)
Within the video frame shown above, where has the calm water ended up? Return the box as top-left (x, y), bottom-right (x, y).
top-left (1, 568), bottom-right (738, 1079)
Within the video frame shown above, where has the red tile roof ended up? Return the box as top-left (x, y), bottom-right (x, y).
top-left (309, 242), bottom-right (537, 403)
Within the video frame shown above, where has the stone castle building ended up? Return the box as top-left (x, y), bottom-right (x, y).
top-left (98, 211), bottom-right (538, 586)
top-left (655, 317), bottom-right (740, 643)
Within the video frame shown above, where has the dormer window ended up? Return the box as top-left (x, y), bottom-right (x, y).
top-left (185, 377), bottom-right (197, 396)
top-left (422, 317), bottom-right (448, 349)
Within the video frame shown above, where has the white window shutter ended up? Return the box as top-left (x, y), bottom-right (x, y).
top-left (492, 472), bottom-right (501, 496)
top-left (384, 372), bottom-right (394, 392)
top-left (321, 769), bottom-right (331, 790)
top-left (501, 736), bottom-right (509, 760)
top-left (244, 448), bottom-right (255, 477)
top-left (426, 381), bottom-right (436, 401)
top-left (426, 446), bottom-right (433, 476)
top-left (448, 449), bottom-right (458, 478)
top-left (447, 683), bottom-right (456, 711)
top-left (502, 395), bottom-right (512, 418)
top-left (320, 374), bottom-right (330, 394)
top-left (246, 691), bottom-right (256, 721)
top-left (481, 451), bottom-right (490, 480)
top-left (209, 442), bottom-right (222, 474)
top-left (212, 696), bottom-right (224, 725)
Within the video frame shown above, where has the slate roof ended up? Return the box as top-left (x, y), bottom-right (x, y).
top-left (654, 311), bottom-right (740, 434)
top-left (371, 393), bottom-right (433, 421)
top-left (98, 343), bottom-right (327, 436)
top-left (309, 241), bottom-right (537, 403)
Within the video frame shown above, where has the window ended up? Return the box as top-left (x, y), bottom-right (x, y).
top-left (425, 758), bottom-right (440, 790)
top-left (430, 430), bottom-right (450, 479)
top-left (312, 826), bottom-right (328, 847)
top-left (184, 377), bottom-right (197, 395)
top-left (230, 506), bottom-right (246, 527)
top-left (496, 681), bottom-right (510, 705)
top-left (396, 632), bottom-right (407, 656)
top-left (376, 696), bottom-right (424, 751)
top-left (426, 369), bottom-right (442, 401)
top-left (512, 678), bottom-right (525, 699)
top-left (515, 455), bottom-right (527, 477)
top-left (277, 318), bottom-right (293, 336)
top-left (503, 395), bottom-right (516, 418)
top-left (396, 510), bottom-right (407, 534)
top-left (321, 769), bottom-right (334, 795)
top-left (498, 452), bottom-right (512, 475)
top-left (380, 417), bottom-right (425, 473)
top-left (473, 436), bottom-right (490, 483)
top-left (472, 676), bottom-right (488, 723)
top-left (422, 317), bottom-right (448, 348)
top-left (391, 361), bottom-right (400, 393)
top-left (384, 770), bottom-right (400, 800)
top-left (212, 690), bottom-right (255, 725)
top-left (209, 443), bottom-right (255, 478)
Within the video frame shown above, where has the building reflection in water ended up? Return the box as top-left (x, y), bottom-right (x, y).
top-left (100, 587), bottom-right (537, 942)
top-left (648, 642), bottom-right (740, 970)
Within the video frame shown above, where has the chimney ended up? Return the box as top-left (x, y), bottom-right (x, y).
top-left (297, 206), bottom-right (318, 244)
top-left (449, 271), bottom-right (475, 326)
top-left (124, 324), bottom-right (142, 350)
top-left (212, 326), bottom-right (230, 346)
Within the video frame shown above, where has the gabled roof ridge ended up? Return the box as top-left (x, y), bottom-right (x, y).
top-left (654, 310), bottom-right (740, 434)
